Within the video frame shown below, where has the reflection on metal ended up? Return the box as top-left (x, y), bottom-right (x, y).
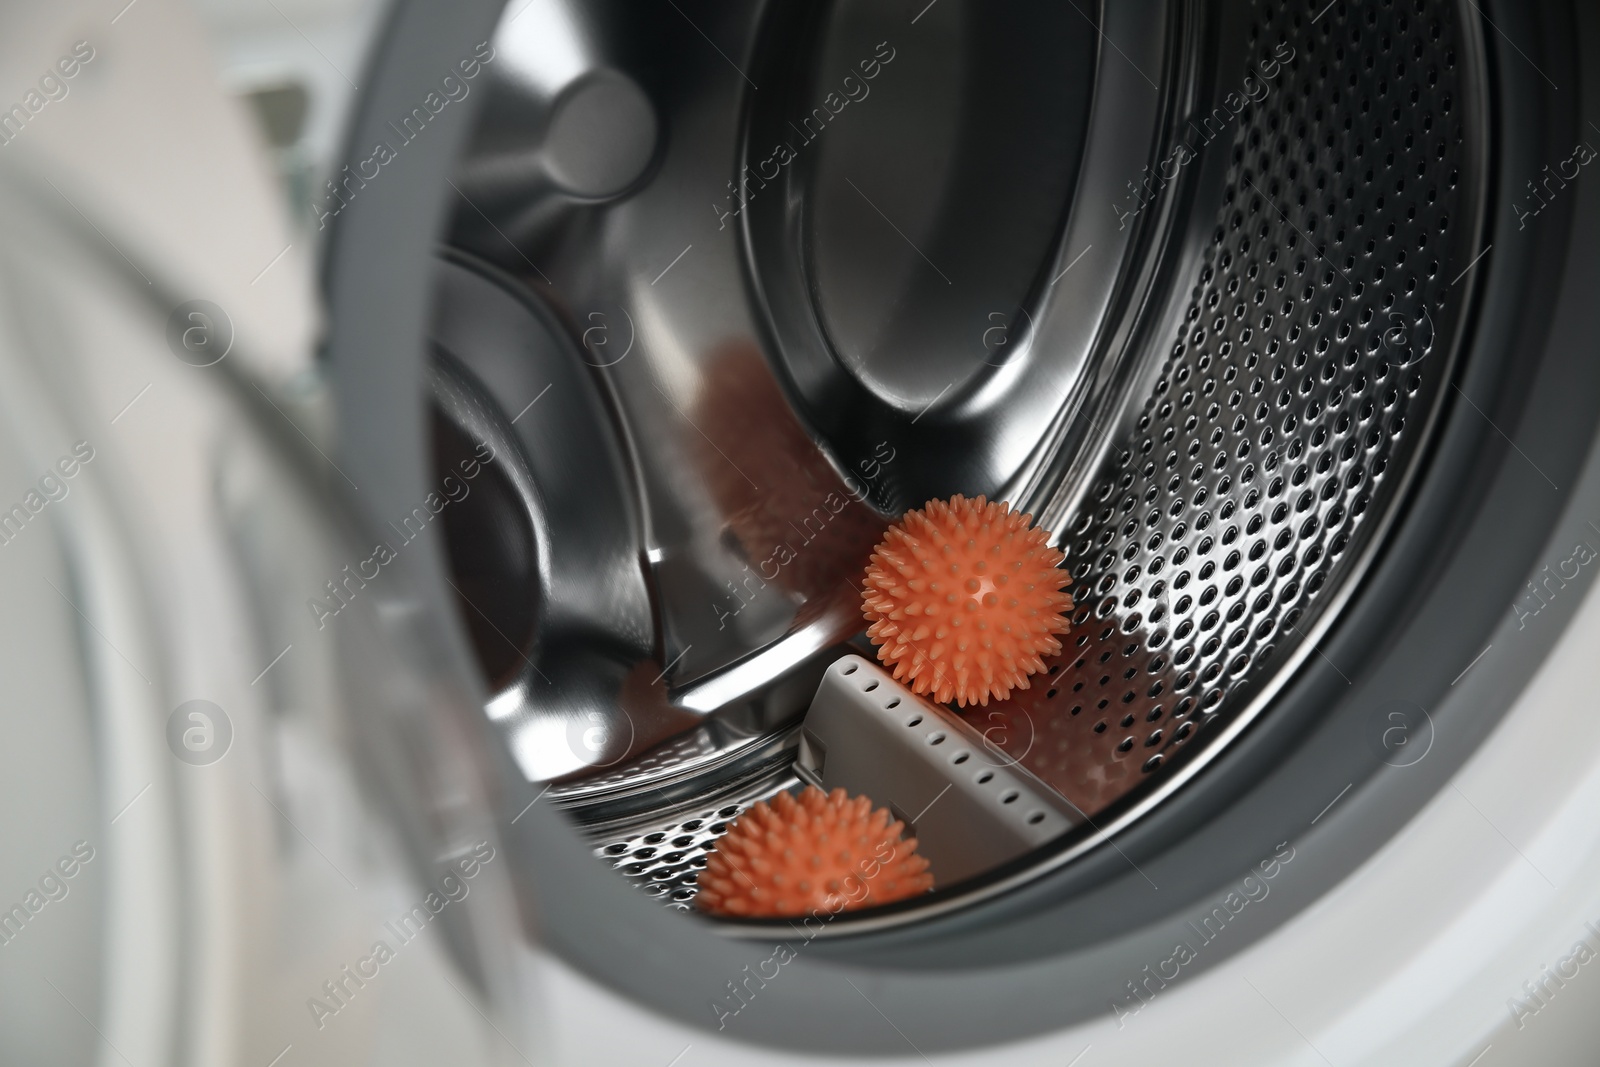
top-left (743, 0), bottom-right (1154, 513)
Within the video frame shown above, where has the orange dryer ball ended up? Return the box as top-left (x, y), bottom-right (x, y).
top-left (863, 494), bottom-right (1072, 706)
top-left (695, 786), bottom-right (933, 918)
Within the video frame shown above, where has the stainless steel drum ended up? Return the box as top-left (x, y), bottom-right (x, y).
top-left (418, 0), bottom-right (1487, 920)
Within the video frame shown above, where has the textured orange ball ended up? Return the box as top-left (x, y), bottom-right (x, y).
top-left (695, 786), bottom-right (933, 918)
top-left (863, 494), bottom-right (1072, 706)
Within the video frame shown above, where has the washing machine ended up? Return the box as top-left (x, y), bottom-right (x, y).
top-left (5, 0), bottom-right (1600, 1064)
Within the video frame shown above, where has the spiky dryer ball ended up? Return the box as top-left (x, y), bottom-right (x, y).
top-left (863, 494), bottom-right (1072, 706)
top-left (695, 786), bottom-right (933, 918)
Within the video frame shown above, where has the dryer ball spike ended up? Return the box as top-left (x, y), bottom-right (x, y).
top-left (862, 493), bottom-right (1072, 706)
top-left (695, 786), bottom-right (933, 918)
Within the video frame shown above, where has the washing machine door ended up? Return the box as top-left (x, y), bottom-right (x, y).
top-left (0, 4), bottom-right (537, 1065)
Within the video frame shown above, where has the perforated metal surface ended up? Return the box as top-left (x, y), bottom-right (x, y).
top-left (973, 0), bottom-right (1480, 814)
top-left (591, 769), bottom-right (802, 910)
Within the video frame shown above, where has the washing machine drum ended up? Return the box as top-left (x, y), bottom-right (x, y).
top-left (327, 0), bottom-right (1600, 1056)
